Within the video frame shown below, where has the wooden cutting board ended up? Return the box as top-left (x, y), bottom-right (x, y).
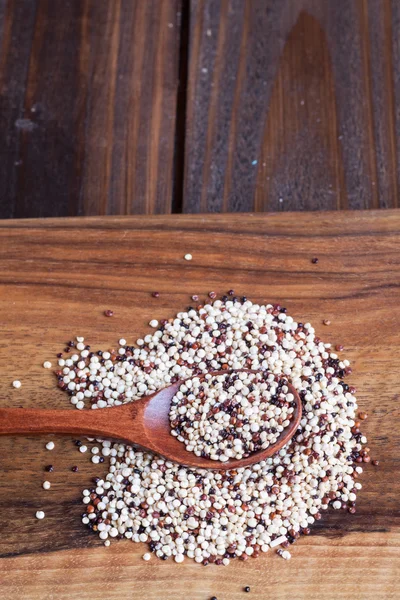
top-left (0, 212), bottom-right (398, 600)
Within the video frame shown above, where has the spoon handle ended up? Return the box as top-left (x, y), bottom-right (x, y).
top-left (0, 403), bottom-right (142, 441)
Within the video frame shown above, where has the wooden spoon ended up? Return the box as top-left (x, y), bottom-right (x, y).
top-left (0, 370), bottom-right (302, 470)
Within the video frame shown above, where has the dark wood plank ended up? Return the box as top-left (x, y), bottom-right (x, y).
top-left (0, 0), bottom-right (38, 218)
top-left (0, 211), bottom-right (399, 599)
top-left (183, 0), bottom-right (400, 212)
top-left (0, 0), bottom-right (181, 218)
top-left (82, 0), bottom-right (182, 215)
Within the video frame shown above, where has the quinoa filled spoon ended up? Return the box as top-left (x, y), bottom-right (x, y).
top-left (0, 370), bottom-right (302, 469)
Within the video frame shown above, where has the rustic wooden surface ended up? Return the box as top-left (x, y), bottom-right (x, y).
top-left (0, 0), bottom-right (181, 218)
top-left (1, 0), bottom-right (400, 216)
top-left (184, 0), bottom-right (400, 212)
top-left (0, 211), bottom-right (399, 600)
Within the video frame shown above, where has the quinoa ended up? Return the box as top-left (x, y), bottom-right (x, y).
top-left (169, 371), bottom-right (295, 461)
top-left (53, 298), bottom-right (368, 563)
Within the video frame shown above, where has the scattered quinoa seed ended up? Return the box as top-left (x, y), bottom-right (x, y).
top-left (72, 466), bottom-right (78, 472)
top-left (143, 553), bottom-right (151, 561)
top-left (184, 254), bottom-right (192, 261)
top-left (43, 481), bottom-right (51, 490)
top-left (149, 320), bottom-right (159, 328)
top-left (104, 310), bottom-right (114, 317)
top-left (45, 441), bottom-right (55, 450)
top-left (323, 319), bottom-right (331, 326)
top-left (45, 465), bottom-right (54, 472)
top-left (35, 511), bottom-right (45, 520)
top-left (152, 292), bottom-right (160, 298)
top-left (12, 380), bottom-right (21, 388)
top-left (43, 361), bottom-right (52, 369)
top-left (311, 257), bottom-right (319, 264)
top-left (244, 586), bottom-right (251, 593)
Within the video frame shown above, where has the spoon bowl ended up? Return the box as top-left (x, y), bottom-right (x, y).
top-left (0, 370), bottom-right (302, 469)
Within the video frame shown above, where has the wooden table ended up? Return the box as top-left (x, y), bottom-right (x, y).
top-left (0, 211), bottom-right (399, 600)
top-left (1, 0), bottom-right (400, 218)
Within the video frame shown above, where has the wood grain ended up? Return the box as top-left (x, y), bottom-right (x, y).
top-left (2, 1), bottom-right (400, 217)
top-left (183, 0), bottom-right (400, 212)
top-left (0, 0), bottom-right (38, 219)
top-left (0, 211), bottom-right (399, 600)
top-left (0, 0), bottom-right (181, 218)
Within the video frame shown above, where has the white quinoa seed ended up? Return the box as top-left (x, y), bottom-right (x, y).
top-left (175, 554), bottom-right (185, 563)
top-left (12, 380), bottom-right (21, 388)
top-left (52, 297), bottom-right (367, 565)
top-left (270, 535), bottom-right (287, 548)
top-left (184, 254), bottom-right (192, 261)
top-left (45, 441), bottom-right (55, 450)
top-left (43, 481), bottom-right (51, 490)
top-left (35, 511), bottom-right (45, 519)
top-left (143, 553), bottom-right (151, 561)
top-left (43, 361), bottom-right (52, 369)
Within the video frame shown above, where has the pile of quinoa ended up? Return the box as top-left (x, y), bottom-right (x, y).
top-left (54, 296), bottom-right (369, 564)
top-left (169, 371), bottom-right (295, 461)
